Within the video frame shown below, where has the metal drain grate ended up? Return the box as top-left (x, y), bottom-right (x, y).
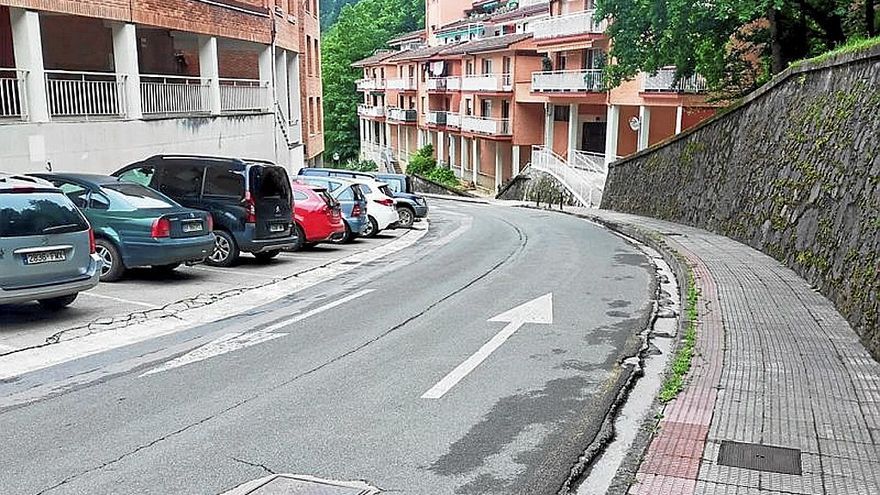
top-left (717, 441), bottom-right (802, 475)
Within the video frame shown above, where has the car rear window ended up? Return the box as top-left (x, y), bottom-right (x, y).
top-left (0, 192), bottom-right (89, 237)
top-left (379, 185), bottom-right (394, 197)
top-left (103, 183), bottom-right (176, 209)
top-left (249, 166), bottom-right (291, 201)
top-left (204, 167), bottom-right (245, 199)
top-left (352, 185), bottom-right (366, 201)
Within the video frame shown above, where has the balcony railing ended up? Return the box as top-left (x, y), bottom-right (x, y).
top-left (140, 74), bottom-right (209, 116)
top-left (427, 76), bottom-right (461, 92)
top-left (642, 68), bottom-right (709, 93)
top-left (446, 112), bottom-right (461, 128)
top-left (426, 110), bottom-right (447, 126)
top-left (461, 115), bottom-right (511, 135)
top-left (532, 9), bottom-right (608, 40)
top-left (386, 77), bottom-right (417, 91)
top-left (46, 70), bottom-right (125, 118)
top-left (386, 107), bottom-right (417, 122)
top-left (356, 78), bottom-right (385, 91)
top-left (532, 69), bottom-right (604, 92)
top-left (570, 149), bottom-right (607, 174)
top-left (461, 73), bottom-right (512, 92)
top-left (0, 68), bottom-right (26, 120)
top-left (358, 104), bottom-right (385, 118)
top-left (219, 78), bottom-right (269, 113)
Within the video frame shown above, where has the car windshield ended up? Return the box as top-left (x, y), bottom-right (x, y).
top-left (103, 183), bottom-right (175, 209)
top-left (0, 191), bottom-right (89, 237)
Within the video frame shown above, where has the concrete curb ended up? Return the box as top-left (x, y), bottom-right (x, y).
top-left (422, 192), bottom-right (492, 204)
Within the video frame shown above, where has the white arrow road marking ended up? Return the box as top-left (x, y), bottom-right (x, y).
top-left (421, 293), bottom-right (553, 399)
top-left (140, 289), bottom-right (374, 377)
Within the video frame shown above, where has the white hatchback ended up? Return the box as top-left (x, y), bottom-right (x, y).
top-left (349, 179), bottom-right (400, 237)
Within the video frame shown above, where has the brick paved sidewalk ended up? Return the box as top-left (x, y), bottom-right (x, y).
top-left (574, 208), bottom-right (880, 495)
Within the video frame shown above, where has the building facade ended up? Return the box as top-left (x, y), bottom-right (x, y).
top-left (354, 0), bottom-right (719, 192)
top-left (0, 0), bottom-right (324, 174)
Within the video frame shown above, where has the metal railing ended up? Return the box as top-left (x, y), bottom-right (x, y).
top-left (461, 73), bottom-right (512, 92)
top-left (461, 115), bottom-right (511, 135)
top-left (45, 70), bottom-right (125, 118)
top-left (219, 78), bottom-right (269, 112)
top-left (642, 68), bottom-right (709, 93)
top-left (386, 107), bottom-right (418, 122)
top-left (532, 69), bottom-right (604, 92)
top-left (532, 9), bottom-right (607, 39)
top-left (530, 145), bottom-right (606, 207)
top-left (357, 104), bottom-right (385, 118)
top-left (0, 68), bottom-right (26, 119)
top-left (570, 149), bottom-right (607, 174)
top-left (140, 74), bottom-right (209, 116)
top-left (386, 77), bottom-right (417, 91)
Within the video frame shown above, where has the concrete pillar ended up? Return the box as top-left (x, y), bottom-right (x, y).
top-left (460, 136), bottom-right (468, 177)
top-left (544, 103), bottom-right (554, 149)
top-left (199, 36), bottom-right (221, 115)
top-left (10, 9), bottom-right (48, 122)
top-left (287, 53), bottom-right (303, 144)
top-left (637, 105), bottom-right (651, 151)
top-left (274, 49), bottom-right (289, 129)
top-left (675, 105), bottom-right (684, 135)
top-left (111, 23), bottom-right (141, 119)
top-left (449, 134), bottom-right (457, 170)
top-left (438, 131), bottom-right (446, 167)
top-left (494, 141), bottom-right (502, 190)
top-left (397, 125), bottom-right (402, 162)
top-left (567, 103), bottom-right (578, 164)
top-left (472, 137), bottom-right (479, 184)
top-left (604, 105), bottom-right (619, 165)
top-left (512, 145), bottom-right (521, 176)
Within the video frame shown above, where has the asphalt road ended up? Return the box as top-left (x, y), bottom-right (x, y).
top-left (0, 201), bottom-right (654, 495)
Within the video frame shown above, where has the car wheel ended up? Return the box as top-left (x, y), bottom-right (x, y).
top-left (95, 238), bottom-right (125, 282)
top-left (289, 224), bottom-right (305, 252)
top-left (38, 293), bottom-right (78, 310)
top-left (396, 207), bottom-right (415, 229)
top-left (364, 216), bottom-right (380, 238)
top-left (330, 221), bottom-right (351, 244)
top-left (152, 262), bottom-right (181, 273)
top-left (254, 250), bottom-right (281, 262)
top-left (206, 231), bottom-right (239, 267)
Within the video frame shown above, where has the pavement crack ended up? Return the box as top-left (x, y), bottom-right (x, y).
top-left (230, 456), bottom-right (276, 475)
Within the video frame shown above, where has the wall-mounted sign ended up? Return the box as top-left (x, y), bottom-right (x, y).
top-left (629, 116), bottom-right (641, 131)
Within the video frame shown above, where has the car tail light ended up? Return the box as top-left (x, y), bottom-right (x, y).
top-left (206, 214), bottom-right (214, 232)
top-left (88, 228), bottom-right (96, 254)
top-left (352, 204), bottom-right (362, 217)
top-left (151, 217), bottom-right (171, 238)
top-left (374, 198), bottom-right (394, 207)
top-left (244, 192), bottom-right (257, 223)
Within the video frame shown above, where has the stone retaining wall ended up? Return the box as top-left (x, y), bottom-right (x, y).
top-left (602, 45), bottom-right (880, 359)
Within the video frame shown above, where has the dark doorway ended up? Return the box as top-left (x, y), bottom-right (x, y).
top-left (582, 122), bottom-right (606, 153)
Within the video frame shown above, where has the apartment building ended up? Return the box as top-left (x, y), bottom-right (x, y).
top-left (0, 0), bottom-right (324, 174)
top-left (355, 0), bottom-right (719, 192)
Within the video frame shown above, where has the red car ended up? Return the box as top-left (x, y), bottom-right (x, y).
top-left (291, 183), bottom-right (346, 249)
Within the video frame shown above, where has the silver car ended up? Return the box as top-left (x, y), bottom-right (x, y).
top-left (0, 174), bottom-right (102, 309)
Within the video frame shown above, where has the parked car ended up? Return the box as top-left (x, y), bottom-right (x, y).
top-left (113, 155), bottom-right (297, 267)
top-left (347, 178), bottom-right (400, 237)
top-left (296, 176), bottom-right (368, 243)
top-left (291, 183), bottom-right (345, 249)
top-left (30, 173), bottom-right (215, 282)
top-left (298, 168), bottom-right (427, 228)
top-left (0, 173), bottom-right (101, 309)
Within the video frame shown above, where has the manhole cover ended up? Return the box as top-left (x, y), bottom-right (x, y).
top-left (222, 474), bottom-right (381, 495)
top-left (717, 441), bottom-right (802, 475)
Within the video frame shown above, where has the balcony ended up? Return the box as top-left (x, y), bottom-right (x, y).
top-left (357, 104), bottom-right (385, 118)
top-left (446, 112), bottom-right (461, 128)
top-left (386, 77), bottom-right (417, 91)
top-left (46, 70), bottom-right (125, 118)
top-left (386, 107), bottom-right (417, 123)
top-left (532, 10), bottom-right (607, 40)
top-left (427, 76), bottom-right (461, 92)
top-left (532, 69), bottom-right (604, 93)
top-left (219, 78), bottom-right (270, 113)
top-left (356, 78), bottom-right (385, 92)
top-left (140, 75), bottom-right (210, 116)
top-left (426, 110), bottom-right (447, 126)
top-left (461, 73), bottom-right (512, 92)
top-left (0, 68), bottom-right (27, 120)
top-left (642, 68), bottom-right (709, 93)
top-left (461, 115), bottom-right (510, 136)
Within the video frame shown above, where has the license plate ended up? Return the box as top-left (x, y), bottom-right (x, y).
top-left (269, 223), bottom-right (286, 233)
top-left (182, 221), bottom-right (203, 233)
top-left (25, 250), bottom-right (66, 265)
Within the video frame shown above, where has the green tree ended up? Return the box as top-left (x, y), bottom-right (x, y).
top-left (597, 0), bottom-right (877, 96)
top-left (319, 0), bottom-right (360, 31)
top-left (321, 0), bottom-right (424, 163)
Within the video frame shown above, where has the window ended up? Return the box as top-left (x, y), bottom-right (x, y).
top-left (481, 58), bottom-right (492, 74)
top-left (465, 98), bottom-right (473, 116)
top-left (159, 163), bottom-right (204, 198)
top-left (89, 192), bottom-right (110, 210)
top-left (358, 183), bottom-right (372, 194)
top-left (293, 191), bottom-right (309, 202)
top-left (249, 166), bottom-right (291, 201)
top-left (54, 181), bottom-right (89, 208)
top-left (308, 97), bottom-right (315, 135)
top-left (0, 191), bottom-right (89, 237)
top-left (480, 99), bottom-right (491, 118)
top-left (421, 96), bottom-right (426, 114)
top-left (306, 35), bottom-right (313, 76)
top-left (117, 166), bottom-right (156, 187)
top-left (317, 97), bottom-right (323, 132)
top-left (313, 38), bottom-right (320, 75)
top-left (554, 105), bottom-right (570, 122)
top-left (203, 167), bottom-right (245, 199)
top-left (337, 186), bottom-right (354, 200)
top-left (103, 183), bottom-right (175, 209)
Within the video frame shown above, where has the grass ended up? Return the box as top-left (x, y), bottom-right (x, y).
top-left (658, 274), bottom-right (699, 403)
top-left (790, 35), bottom-right (880, 68)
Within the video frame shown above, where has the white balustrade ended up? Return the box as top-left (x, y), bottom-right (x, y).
top-left (446, 112), bottom-right (461, 128)
top-left (642, 68), bottom-right (708, 93)
top-left (461, 115), bottom-right (510, 135)
top-left (426, 110), bottom-right (447, 126)
top-left (570, 149), bottom-right (607, 174)
top-left (532, 9), bottom-right (607, 39)
top-left (219, 78), bottom-right (269, 112)
top-left (45, 70), bottom-right (125, 118)
top-left (0, 69), bottom-right (26, 119)
top-left (531, 69), bottom-right (604, 92)
top-left (530, 145), bottom-right (606, 207)
top-left (356, 78), bottom-right (384, 91)
top-left (386, 77), bottom-right (417, 91)
top-left (358, 104), bottom-right (385, 118)
top-left (386, 107), bottom-right (417, 122)
top-left (140, 74), bottom-right (210, 116)
top-left (461, 73), bottom-right (511, 92)
top-left (427, 76), bottom-right (461, 91)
